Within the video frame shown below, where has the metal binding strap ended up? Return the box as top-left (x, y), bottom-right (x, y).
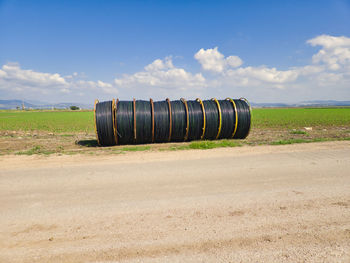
top-left (150, 98), bottom-right (155, 143)
top-left (226, 98), bottom-right (238, 138)
top-left (113, 99), bottom-right (119, 144)
top-left (180, 98), bottom-right (189, 141)
top-left (196, 98), bottom-right (206, 139)
top-left (166, 98), bottom-right (172, 141)
top-left (133, 98), bottom-right (136, 142)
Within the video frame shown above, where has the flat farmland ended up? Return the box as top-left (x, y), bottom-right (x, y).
top-left (253, 107), bottom-right (350, 128)
top-left (0, 110), bottom-right (94, 133)
top-left (1, 108), bottom-right (350, 132)
top-left (0, 108), bottom-right (349, 155)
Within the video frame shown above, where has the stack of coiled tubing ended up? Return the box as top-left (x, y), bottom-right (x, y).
top-left (94, 98), bottom-right (251, 146)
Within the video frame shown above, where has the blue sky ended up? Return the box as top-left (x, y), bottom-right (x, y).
top-left (1, 0), bottom-right (350, 103)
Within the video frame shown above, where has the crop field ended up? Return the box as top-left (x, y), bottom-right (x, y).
top-left (1, 108), bottom-right (350, 132)
top-left (0, 108), bottom-right (349, 155)
top-left (0, 110), bottom-right (94, 133)
top-left (253, 108), bottom-right (350, 128)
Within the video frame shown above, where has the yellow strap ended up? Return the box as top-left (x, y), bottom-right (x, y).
top-left (166, 98), bottom-right (172, 141)
top-left (212, 98), bottom-right (222, 139)
top-left (226, 98), bottom-right (238, 138)
top-left (133, 98), bottom-right (136, 141)
top-left (196, 98), bottom-right (206, 139)
top-left (181, 98), bottom-right (189, 141)
top-left (93, 99), bottom-right (100, 145)
top-left (150, 98), bottom-right (155, 143)
top-left (113, 99), bottom-right (118, 145)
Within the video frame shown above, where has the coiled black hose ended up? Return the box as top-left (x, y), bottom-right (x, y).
top-left (116, 101), bottom-right (134, 144)
top-left (135, 100), bottom-right (152, 144)
top-left (95, 97), bottom-right (251, 146)
top-left (218, 99), bottom-right (236, 139)
top-left (187, 100), bottom-right (203, 141)
top-left (154, 100), bottom-right (170, 143)
top-left (233, 99), bottom-right (251, 139)
top-left (95, 100), bottom-right (116, 146)
top-left (203, 100), bottom-right (219, 140)
top-left (171, 100), bottom-right (187, 141)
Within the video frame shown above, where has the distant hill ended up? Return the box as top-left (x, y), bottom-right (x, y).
top-left (1, 99), bottom-right (349, 110)
top-left (251, 100), bottom-right (350, 108)
top-left (298, 100), bottom-right (350, 107)
top-left (0, 100), bottom-right (93, 110)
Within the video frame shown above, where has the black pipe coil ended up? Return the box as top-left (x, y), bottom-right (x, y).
top-left (95, 97), bottom-right (251, 146)
top-left (153, 100), bottom-right (170, 143)
top-left (187, 100), bottom-right (203, 141)
top-left (218, 100), bottom-right (236, 139)
top-left (170, 100), bottom-right (187, 141)
top-left (203, 100), bottom-right (219, 140)
top-left (95, 101), bottom-right (115, 146)
top-left (135, 100), bottom-right (152, 144)
top-left (233, 99), bottom-right (251, 139)
top-left (116, 101), bottom-right (134, 145)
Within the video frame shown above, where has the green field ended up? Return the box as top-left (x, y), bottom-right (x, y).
top-left (1, 108), bottom-right (350, 133)
top-left (253, 108), bottom-right (350, 128)
top-left (0, 110), bottom-right (94, 133)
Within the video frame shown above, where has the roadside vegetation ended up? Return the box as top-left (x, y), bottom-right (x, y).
top-left (1, 107), bottom-right (349, 155)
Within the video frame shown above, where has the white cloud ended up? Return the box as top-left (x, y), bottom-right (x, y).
top-left (144, 56), bottom-right (174, 71)
top-left (0, 63), bottom-right (118, 101)
top-left (194, 47), bottom-right (243, 72)
top-left (225, 66), bottom-right (298, 86)
top-left (307, 35), bottom-right (350, 49)
top-left (1, 34), bottom-right (350, 103)
top-left (114, 57), bottom-right (206, 96)
top-left (307, 34), bottom-right (350, 71)
top-left (194, 35), bottom-right (350, 100)
top-left (1, 63), bottom-right (67, 87)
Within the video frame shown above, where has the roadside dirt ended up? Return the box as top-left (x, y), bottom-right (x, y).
top-left (1, 126), bottom-right (349, 155)
top-left (0, 141), bottom-right (349, 262)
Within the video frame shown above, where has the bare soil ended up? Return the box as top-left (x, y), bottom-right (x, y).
top-left (0, 141), bottom-right (349, 262)
top-left (1, 126), bottom-right (349, 155)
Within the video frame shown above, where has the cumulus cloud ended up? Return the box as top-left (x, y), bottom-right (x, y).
top-left (193, 47), bottom-right (299, 90)
top-left (0, 63), bottom-right (118, 101)
top-left (307, 34), bottom-right (350, 71)
top-left (194, 35), bottom-right (350, 98)
top-left (1, 34), bottom-right (350, 103)
top-left (224, 66), bottom-right (298, 88)
top-left (114, 57), bottom-right (206, 97)
top-left (194, 47), bottom-right (243, 72)
top-left (0, 63), bottom-right (67, 88)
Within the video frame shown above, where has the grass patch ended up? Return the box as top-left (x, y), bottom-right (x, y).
top-left (121, 145), bottom-right (151, 152)
top-left (169, 140), bottom-right (240, 151)
top-left (168, 145), bottom-right (191, 151)
top-left (189, 140), bottom-right (240, 149)
top-left (15, 145), bottom-right (55, 155)
top-left (289, 130), bottom-right (308, 135)
top-left (60, 134), bottom-right (75, 137)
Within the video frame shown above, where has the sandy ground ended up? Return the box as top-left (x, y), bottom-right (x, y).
top-left (0, 141), bottom-right (349, 262)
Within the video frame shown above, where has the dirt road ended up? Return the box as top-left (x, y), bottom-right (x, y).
top-left (1, 141), bottom-right (349, 262)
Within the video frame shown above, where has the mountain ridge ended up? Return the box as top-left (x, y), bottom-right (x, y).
top-left (1, 99), bottom-right (350, 110)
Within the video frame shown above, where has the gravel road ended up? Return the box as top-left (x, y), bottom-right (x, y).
top-left (1, 141), bottom-right (349, 262)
